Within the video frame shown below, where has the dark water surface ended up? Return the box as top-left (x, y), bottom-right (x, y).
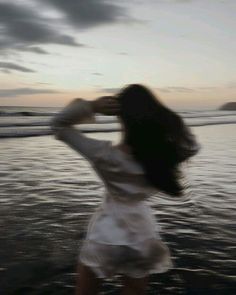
top-left (0, 124), bottom-right (235, 294)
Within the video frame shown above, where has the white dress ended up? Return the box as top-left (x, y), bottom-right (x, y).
top-left (51, 98), bottom-right (173, 278)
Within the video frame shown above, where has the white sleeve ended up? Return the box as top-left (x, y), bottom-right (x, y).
top-left (51, 98), bottom-right (111, 163)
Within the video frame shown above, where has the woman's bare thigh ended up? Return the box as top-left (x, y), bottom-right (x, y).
top-left (75, 262), bottom-right (102, 295)
top-left (121, 275), bottom-right (149, 295)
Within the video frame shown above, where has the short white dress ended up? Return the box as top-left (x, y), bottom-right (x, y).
top-left (51, 98), bottom-right (173, 278)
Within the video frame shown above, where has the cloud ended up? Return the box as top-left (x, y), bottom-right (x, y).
top-left (42, 0), bottom-right (133, 29)
top-left (0, 88), bottom-right (61, 98)
top-left (165, 0), bottom-right (191, 3)
top-left (0, 2), bottom-right (83, 55)
top-left (16, 46), bottom-right (49, 55)
top-left (129, 0), bottom-right (192, 4)
top-left (0, 1), bottom-right (134, 56)
top-left (118, 52), bottom-right (129, 56)
top-left (226, 82), bottom-right (236, 89)
top-left (168, 87), bottom-right (195, 92)
top-left (37, 82), bottom-right (52, 85)
top-left (92, 72), bottom-right (103, 76)
top-left (156, 88), bottom-right (172, 93)
top-left (0, 62), bottom-right (35, 73)
top-left (100, 87), bottom-right (121, 94)
top-left (197, 86), bottom-right (217, 91)
top-left (101, 85), bottom-right (196, 95)
top-left (157, 87), bottom-right (195, 93)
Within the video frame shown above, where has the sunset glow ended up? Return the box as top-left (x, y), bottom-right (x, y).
top-left (0, 0), bottom-right (235, 109)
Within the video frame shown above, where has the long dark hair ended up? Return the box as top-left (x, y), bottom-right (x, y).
top-left (117, 84), bottom-right (199, 196)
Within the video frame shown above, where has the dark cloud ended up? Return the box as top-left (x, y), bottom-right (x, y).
top-left (0, 62), bottom-right (35, 73)
top-left (0, 2), bottom-right (82, 55)
top-left (42, 0), bottom-right (132, 29)
top-left (0, 88), bottom-right (60, 98)
top-left (0, 1), bottom-right (134, 56)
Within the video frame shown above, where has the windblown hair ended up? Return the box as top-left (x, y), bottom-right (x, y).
top-left (117, 84), bottom-right (199, 196)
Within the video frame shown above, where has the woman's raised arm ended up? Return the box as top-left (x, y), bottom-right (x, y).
top-left (50, 97), bottom-right (119, 164)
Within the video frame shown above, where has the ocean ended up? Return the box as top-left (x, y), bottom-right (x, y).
top-left (1, 106), bottom-right (236, 138)
top-left (0, 106), bottom-right (235, 294)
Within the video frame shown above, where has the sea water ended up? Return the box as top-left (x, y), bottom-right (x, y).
top-left (1, 106), bottom-right (236, 137)
top-left (0, 107), bottom-right (235, 294)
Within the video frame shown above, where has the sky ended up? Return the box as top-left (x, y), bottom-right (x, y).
top-left (0, 0), bottom-right (235, 110)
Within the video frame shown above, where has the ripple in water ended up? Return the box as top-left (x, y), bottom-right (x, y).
top-left (0, 124), bottom-right (235, 294)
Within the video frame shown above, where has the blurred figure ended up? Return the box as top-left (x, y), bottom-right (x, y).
top-left (51, 84), bottom-right (199, 295)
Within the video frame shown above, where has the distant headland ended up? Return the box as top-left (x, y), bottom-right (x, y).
top-left (219, 102), bottom-right (236, 110)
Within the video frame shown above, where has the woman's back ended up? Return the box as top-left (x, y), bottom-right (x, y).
top-left (78, 139), bottom-right (173, 278)
top-left (92, 141), bottom-right (157, 202)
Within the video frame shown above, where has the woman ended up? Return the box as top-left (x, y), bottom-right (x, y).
top-left (51, 84), bottom-right (199, 295)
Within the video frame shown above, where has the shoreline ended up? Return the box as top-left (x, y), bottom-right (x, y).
top-left (1, 121), bottom-right (236, 139)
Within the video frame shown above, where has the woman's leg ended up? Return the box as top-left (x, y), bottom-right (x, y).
top-left (75, 262), bottom-right (102, 295)
top-left (121, 276), bottom-right (149, 295)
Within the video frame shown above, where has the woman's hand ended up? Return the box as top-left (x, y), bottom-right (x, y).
top-left (91, 96), bottom-right (121, 115)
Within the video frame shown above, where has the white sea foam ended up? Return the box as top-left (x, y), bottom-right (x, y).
top-left (0, 106), bottom-right (236, 138)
